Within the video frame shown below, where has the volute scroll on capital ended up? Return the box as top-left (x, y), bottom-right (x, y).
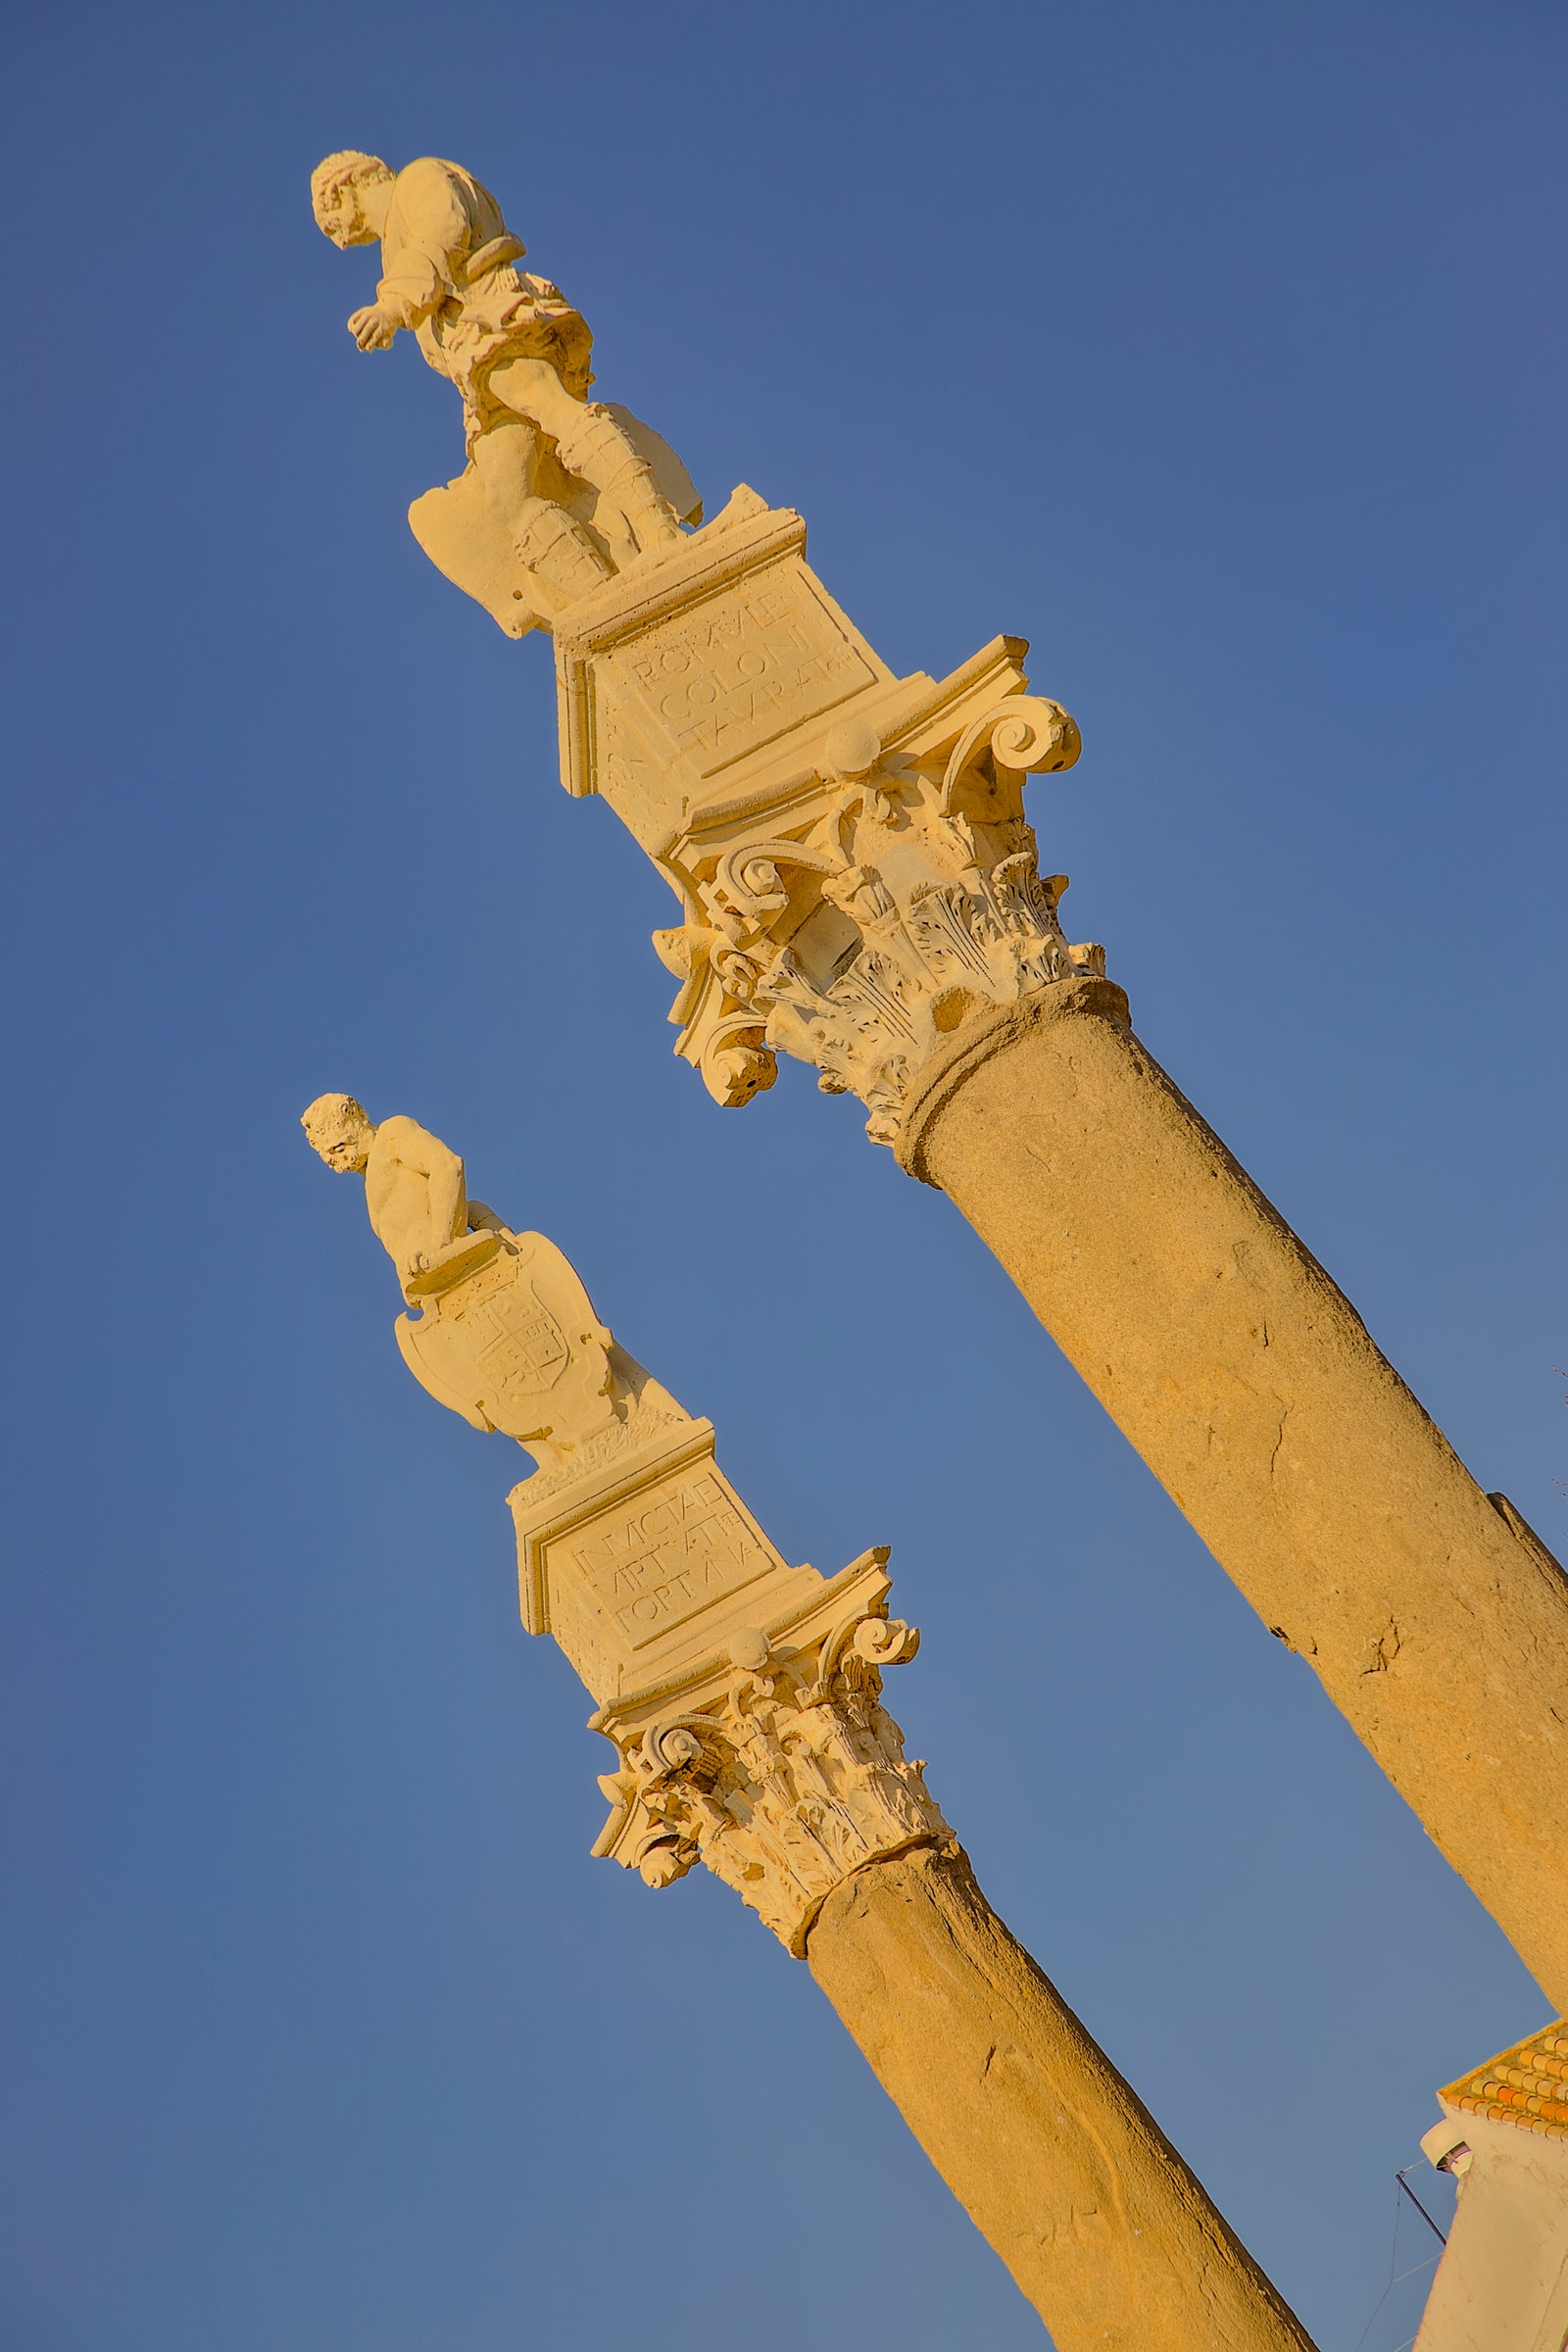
top-left (646, 672), bottom-right (1101, 1146)
top-left (591, 1558), bottom-right (952, 1956)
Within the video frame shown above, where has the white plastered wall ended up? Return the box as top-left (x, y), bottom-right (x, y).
top-left (1414, 2108), bottom-right (1568, 2352)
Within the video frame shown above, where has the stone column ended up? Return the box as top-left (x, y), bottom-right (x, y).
top-left (892, 981), bottom-right (1568, 2021)
top-left (529, 492), bottom-right (1568, 2016)
top-left (533, 1448), bottom-right (1318, 2352)
top-left (595, 1592), bottom-right (1313, 2352)
top-left (810, 1844), bottom-right (1312, 2351)
top-left (304, 1102), bottom-right (1315, 2350)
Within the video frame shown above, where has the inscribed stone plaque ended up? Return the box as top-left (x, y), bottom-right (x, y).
top-left (615, 565), bottom-right (878, 780)
top-left (539, 1452), bottom-right (813, 1697)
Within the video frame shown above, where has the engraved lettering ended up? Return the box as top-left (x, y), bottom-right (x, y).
top-left (569, 1470), bottom-right (778, 1650)
top-left (618, 577), bottom-right (876, 775)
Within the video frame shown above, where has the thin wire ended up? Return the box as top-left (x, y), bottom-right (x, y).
top-left (1396, 2165), bottom-right (1448, 2246)
top-left (1351, 2185), bottom-right (1403, 2352)
top-left (1351, 2184), bottom-right (1444, 2352)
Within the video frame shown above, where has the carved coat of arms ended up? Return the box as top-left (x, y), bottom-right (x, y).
top-left (395, 1231), bottom-right (612, 1448)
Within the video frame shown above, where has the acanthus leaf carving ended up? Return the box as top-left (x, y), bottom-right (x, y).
top-left (657, 691), bottom-right (1098, 1148)
top-left (653, 921), bottom-right (778, 1107)
top-left (593, 1592), bottom-right (950, 1953)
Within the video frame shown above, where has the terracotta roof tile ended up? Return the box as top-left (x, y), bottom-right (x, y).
top-left (1444, 2020), bottom-right (1568, 2141)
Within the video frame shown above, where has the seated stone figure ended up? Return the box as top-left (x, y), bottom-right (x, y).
top-left (300, 1093), bottom-right (688, 1471)
top-left (300, 1093), bottom-right (503, 1299)
top-left (311, 152), bottom-right (702, 635)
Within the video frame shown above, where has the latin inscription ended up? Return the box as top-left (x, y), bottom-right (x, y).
top-left (596, 700), bottom-right (669, 851)
top-left (569, 1470), bottom-right (776, 1648)
top-left (620, 577), bottom-right (876, 775)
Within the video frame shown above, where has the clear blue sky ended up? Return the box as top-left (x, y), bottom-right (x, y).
top-left (3, 4), bottom-right (1563, 2347)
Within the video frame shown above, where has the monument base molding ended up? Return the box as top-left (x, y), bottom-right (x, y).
top-left (896, 986), bottom-right (1568, 2015)
top-left (807, 1843), bottom-right (1314, 2350)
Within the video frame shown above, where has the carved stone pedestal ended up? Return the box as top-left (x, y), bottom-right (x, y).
top-left (508, 1403), bottom-right (953, 1955)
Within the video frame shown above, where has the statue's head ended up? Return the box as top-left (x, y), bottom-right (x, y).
top-left (311, 151), bottom-right (396, 248)
top-left (302, 1092), bottom-right (377, 1173)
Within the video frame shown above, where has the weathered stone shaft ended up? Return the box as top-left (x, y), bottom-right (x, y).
top-left (808, 1843), bottom-right (1315, 2350)
top-left (898, 980), bottom-right (1568, 2013)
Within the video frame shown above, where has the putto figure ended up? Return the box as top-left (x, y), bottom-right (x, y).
top-left (311, 152), bottom-right (701, 635)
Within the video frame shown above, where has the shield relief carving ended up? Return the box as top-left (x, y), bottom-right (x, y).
top-left (396, 1231), bottom-right (612, 1445)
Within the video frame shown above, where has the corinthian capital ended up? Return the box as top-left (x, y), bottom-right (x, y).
top-left (591, 1561), bottom-right (949, 1952)
top-left (551, 490), bottom-right (1102, 1146)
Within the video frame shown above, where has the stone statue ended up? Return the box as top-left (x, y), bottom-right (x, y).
top-left (311, 151), bottom-right (702, 635)
top-left (300, 1093), bottom-right (491, 1297)
top-left (300, 1093), bottom-right (686, 1476)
